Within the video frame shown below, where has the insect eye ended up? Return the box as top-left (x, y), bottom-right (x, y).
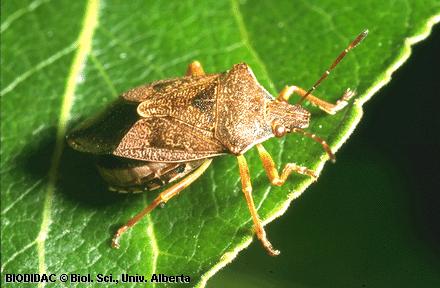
top-left (272, 124), bottom-right (286, 138)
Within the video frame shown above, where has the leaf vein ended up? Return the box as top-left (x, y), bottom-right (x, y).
top-left (1, 239), bottom-right (37, 273)
top-left (0, 43), bottom-right (76, 97)
top-left (0, 0), bottom-right (52, 33)
top-left (35, 0), bottom-right (100, 285)
top-left (146, 213), bottom-right (159, 285)
top-left (230, 0), bottom-right (277, 93)
top-left (1, 179), bottom-right (44, 215)
top-left (89, 52), bottom-right (118, 97)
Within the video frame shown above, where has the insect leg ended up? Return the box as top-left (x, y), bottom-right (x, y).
top-left (112, 159), bottom-right (212, 249)
top-left (186, 61), bottom-right (205, 76)
top-left (256, 144), bottom-right (317, 186)
top-left (277, 85), bottom-right (355, 115)
top-left (237, 155), bottom-right (280, 256)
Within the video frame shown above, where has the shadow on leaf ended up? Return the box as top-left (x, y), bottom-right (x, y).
top-left (16, 125), bottom-right (129, 208)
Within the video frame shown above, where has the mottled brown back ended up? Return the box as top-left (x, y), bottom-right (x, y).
top-left (114, 117), bottom-right (225, 162)
top-left (114, 63), bottom-right (275, 161)
top-left (215, 64), bottom-right (274, 154)
top-left (123, 74), bottom-right (219, 131)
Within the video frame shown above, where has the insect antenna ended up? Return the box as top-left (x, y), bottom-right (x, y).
top-left (292, 128), bottom-right (336, 163)
top-left (298, 29), bottom-right (368, 104)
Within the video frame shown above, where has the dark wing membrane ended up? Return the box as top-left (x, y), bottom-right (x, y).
top-left (113, 116), bottom-right (226, 162)
top-left (66, 99), bottom-right (139, 154)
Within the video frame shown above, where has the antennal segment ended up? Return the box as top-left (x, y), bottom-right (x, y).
top-left (292, 128), bottom-right (336, 162)
top-left (298, 29), bottom-right (368, 104)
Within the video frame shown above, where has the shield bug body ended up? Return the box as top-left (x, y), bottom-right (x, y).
top-left (67, 30), bottom-right (367, 256)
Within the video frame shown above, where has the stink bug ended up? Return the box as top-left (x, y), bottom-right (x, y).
top-left (67, 30), bottom-right (368, 256)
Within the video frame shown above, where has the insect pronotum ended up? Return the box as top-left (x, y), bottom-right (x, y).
top-left (67, 30), bottom-right (368, 256)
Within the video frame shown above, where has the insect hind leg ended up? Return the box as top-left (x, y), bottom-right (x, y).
top-left (112, 159), bottom-right (212, 249)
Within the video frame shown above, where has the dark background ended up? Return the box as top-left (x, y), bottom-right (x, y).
top-left (211, 25), bottom-right (439, 288)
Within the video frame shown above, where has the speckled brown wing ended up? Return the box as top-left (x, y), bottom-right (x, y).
top-left (113, 116), bottom-right (226, 162)
top-left (122, 74), bottom-right (219, 102)
top-left (125, 74), bottom-right (220, 132)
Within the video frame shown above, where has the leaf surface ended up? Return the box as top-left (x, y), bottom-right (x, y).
top-left (1, 0), bottom-right (439, 287)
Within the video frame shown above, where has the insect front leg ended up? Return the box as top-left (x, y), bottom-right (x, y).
top-left (277, 85), bottom-right (355, 115)
top-left (277, 31), bottom-right (367, 114)
top-left (256, 144), bottom-right (317, 186)
top-left (186, 61), bottom-right (205, 76)
top-left (237, 155), bottom-right (280, 256)
top-left (112, 159), bottom-right (212, 249)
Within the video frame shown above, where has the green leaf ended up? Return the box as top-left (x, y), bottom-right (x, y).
top-left (1, 0), bottom-right (439, 287)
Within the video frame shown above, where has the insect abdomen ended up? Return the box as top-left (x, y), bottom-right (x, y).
top-left (96, 156), bottom-right (205, 193)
